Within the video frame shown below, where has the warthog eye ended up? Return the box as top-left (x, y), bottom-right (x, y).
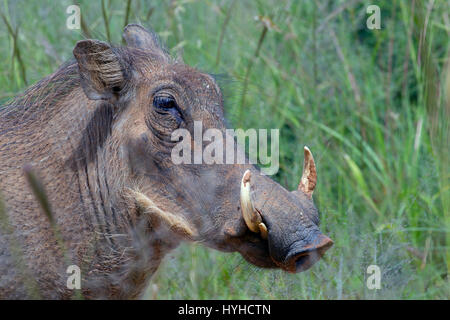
top-left (152, 93), bottom-right (183, 125)
top-left (153, 94), bottom-right (177, 110)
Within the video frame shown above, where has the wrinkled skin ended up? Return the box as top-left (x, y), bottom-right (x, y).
top-left (0, 25), bottom-right (332, 299)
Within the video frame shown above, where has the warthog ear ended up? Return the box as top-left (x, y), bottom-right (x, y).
top-left (73, 39), bottom-right (126, 100)
top-left (123, 24), bottom-right (163, 53)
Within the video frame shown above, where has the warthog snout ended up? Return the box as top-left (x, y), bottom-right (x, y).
top-left (231, 147), bottom-right (333, 273)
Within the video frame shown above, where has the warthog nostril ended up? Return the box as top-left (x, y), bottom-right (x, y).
top-left (292, 250), bottom-right (323, 272)
top-left (294, 254), bottom-right (311, 270)
top-left (286, 235), bottom-right (334, 273)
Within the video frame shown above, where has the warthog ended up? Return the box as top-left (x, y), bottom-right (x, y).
top-left (0, 24), bottom-right (333, 299)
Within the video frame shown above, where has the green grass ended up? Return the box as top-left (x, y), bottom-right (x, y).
top-left (0, 0), bottom-right (448, 299)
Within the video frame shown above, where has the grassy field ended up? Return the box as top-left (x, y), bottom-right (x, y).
top-left (0, 0), bottom-right (449, 299)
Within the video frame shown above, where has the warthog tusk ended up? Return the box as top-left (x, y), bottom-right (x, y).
top-left (258, 221), bottom-right (268, 239)
top-left (132, 190), bottom-right (198, 240)
top-left (240, 170), bottom-right (268, 239)
top-left (298, 146), bottom-right (317, 199)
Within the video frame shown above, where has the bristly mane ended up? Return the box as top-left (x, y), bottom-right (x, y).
top-left (0, 60), bottom-right (81, 126)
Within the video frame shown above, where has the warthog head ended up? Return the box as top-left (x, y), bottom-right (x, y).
top-left (71, 24), bottom-right (333, 274)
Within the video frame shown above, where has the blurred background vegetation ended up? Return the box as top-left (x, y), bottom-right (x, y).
top-left (0, 0), bottom-right (449, 299)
